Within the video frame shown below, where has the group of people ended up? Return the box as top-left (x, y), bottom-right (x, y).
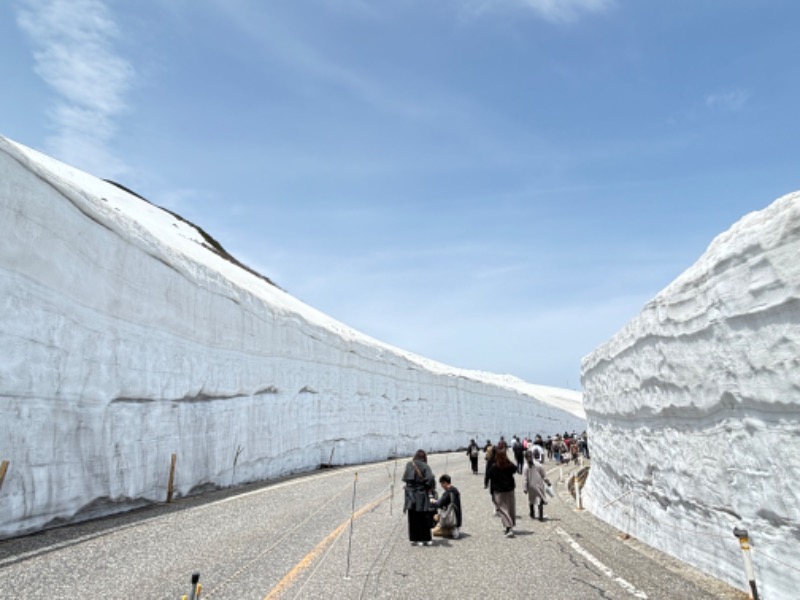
top-left (482, 440), bottom-right (550, 537)
top-left (403, 435), bottom-right (561, 544)
top-left (475, 432), bottom-right (589, 468)
top-left (402, 450), bottom-right (463, 545)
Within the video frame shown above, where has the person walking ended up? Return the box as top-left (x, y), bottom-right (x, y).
top-left (486, 441), bottom-right (517, 537)
top-left (512, 435), bottom-right (524, 474)
top-left (522, 449), bottom-right (549, 521)
top-left (402, 449), bottom-right (436, 546)
top-left (484, 441), bottom-right (498, 517)
top-left (532, 444), bottom-right (545, 464)
top-left (431, 474), bottom-right (462, 539)
top-left (466, 439), bottom-right (480, 474)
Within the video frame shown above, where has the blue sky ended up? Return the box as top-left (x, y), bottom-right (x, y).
top-left (2, 0), bottom-right (799, 389)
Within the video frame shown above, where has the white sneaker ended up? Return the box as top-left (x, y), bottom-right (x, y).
top-left (424, 541), bottom-right (434, 546)
top-left (452, 528), bottom-right (460, 539)
top-left (505, 529), bottom-right (515, 538)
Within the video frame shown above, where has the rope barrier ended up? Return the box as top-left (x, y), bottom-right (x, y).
top-left (203, 480), bottom-right (355, 599)
top-left (751, 547), bottom-right (800, 574)
top-left (599, 487), bottom-right (736, 541)
top-left (280, 480), bottom-right (400, 599)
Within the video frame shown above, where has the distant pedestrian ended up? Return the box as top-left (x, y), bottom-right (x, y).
top-left (570, 441), bottom-right (580, 465)
top-left (402, 449), bottom-right (436, 546)
top-left (466, 439), bottom-right (480, 474)
top-left (484, 442), bottom-right (498, 517)
top-left (512, 435), bottom-right (524, 473)
top-left (523, 449), bottom-right (549, 521)
top-left (431, 474), bottom-right (462, 539)
top-left (486, 441), bottom-right (517, 537)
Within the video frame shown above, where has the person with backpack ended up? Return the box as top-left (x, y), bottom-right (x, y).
top-left (402, 449), bottom-right (436, 546)
top-left (466, 439), bottom-right (480, 474)
top-left (431, 474), bottom-right (462, 539)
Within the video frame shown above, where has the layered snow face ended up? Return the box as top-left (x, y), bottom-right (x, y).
top-left (0, 136), bottom-right (585, 539)
top-left (582, 193), bottom-right (800, 599)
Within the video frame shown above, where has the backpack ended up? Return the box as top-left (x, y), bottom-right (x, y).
top-left (470, 446), bottom-right (478, 458)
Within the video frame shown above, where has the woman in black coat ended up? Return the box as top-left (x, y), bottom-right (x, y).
top-left (402, 449), bottom-right (436, 546)
top-left (486, 441), bottom-right (518, 537)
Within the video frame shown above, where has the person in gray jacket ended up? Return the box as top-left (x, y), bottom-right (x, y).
top-left (402, 449), bottom-right (436, 546)
top-left (523, 449), bottom-right (549, 521)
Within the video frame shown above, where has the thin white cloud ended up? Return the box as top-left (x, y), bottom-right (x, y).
top-left (705, 90), bottom-right (750, 111)
top-left (15, 0), bottom-right (134, 177)
top-left (465, 0), bottom-right (615, 23)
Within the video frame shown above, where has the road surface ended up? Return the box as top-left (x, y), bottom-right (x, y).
top-left (0, 452), bottom-right (746, 599)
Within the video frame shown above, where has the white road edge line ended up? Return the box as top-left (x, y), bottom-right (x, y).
top-left (555, 526), bottom-right (648, 599)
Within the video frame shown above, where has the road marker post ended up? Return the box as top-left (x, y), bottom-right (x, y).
top-left (344, 472), bottom-right (358, 580)
top-left (167, 453), bottom-right (177, 503)
top-left (733, 527), bottom-right (760, 600)
top-left (0, 460), bottom-right (9, 492)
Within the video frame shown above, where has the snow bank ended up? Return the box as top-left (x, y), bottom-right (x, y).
top-left (582, 193), bottom-right (800, 599)
top-left (0, 135), bottom-right (584, 539)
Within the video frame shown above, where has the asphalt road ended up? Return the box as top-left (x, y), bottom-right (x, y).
top-left (0, 452), bottom-right (747, 599)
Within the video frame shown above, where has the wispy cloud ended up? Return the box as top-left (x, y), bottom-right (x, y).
top-left (705, 89), bottom-right (751, 111)
top-left (15, 0), bottom-right (134, 177)
top-left (465, 0), bottom-right (615, 23)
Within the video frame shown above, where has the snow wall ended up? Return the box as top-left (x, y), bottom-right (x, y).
top-left (581, 193), bottom-right (800, 600)
top-left (0, 135), bottom-right (585, 539)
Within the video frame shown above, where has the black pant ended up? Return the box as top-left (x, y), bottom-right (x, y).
top-left (407, 509), bottom-right (433, 542)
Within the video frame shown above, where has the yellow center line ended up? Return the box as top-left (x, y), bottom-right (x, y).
top-left (263, 492), bottom-right (392, 600)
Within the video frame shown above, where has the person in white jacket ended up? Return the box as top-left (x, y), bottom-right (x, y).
top-left (522, 449), bottom-right (549, 521)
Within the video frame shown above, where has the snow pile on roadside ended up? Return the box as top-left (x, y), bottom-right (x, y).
top-left (582, 192), bottom-right (800, 599)
top-left (0, 135), bottom-right (584, 539)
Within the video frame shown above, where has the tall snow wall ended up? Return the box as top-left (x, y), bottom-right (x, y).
top-left (581, 193), bottom-right (800, 599)
top-left (0, 136), bottom-right (585, 539)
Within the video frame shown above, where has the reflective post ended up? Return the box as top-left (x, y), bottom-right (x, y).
top-left (0, 460), bottom-right (9, 492)
top-left (188, 572), bottom-right (201, 600)
top-left (733, 528), bottom-right (759, 600)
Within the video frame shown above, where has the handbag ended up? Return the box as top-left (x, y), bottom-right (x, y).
top-left (439, 503), bottom-right (457, 528)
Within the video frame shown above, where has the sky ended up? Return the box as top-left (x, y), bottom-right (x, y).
top-left (2, 0), bottom-right (799, 390)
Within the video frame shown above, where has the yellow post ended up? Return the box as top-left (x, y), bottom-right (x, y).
top-left (0, 460), bottom-right (9, 492)
top-left (167, 453), bottom-right (177, 503)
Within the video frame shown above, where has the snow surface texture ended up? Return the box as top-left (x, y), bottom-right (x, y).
top-left (582, 193), bottom-right (800, 599)
top-left (0, 135), bottom-right (585, 539)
